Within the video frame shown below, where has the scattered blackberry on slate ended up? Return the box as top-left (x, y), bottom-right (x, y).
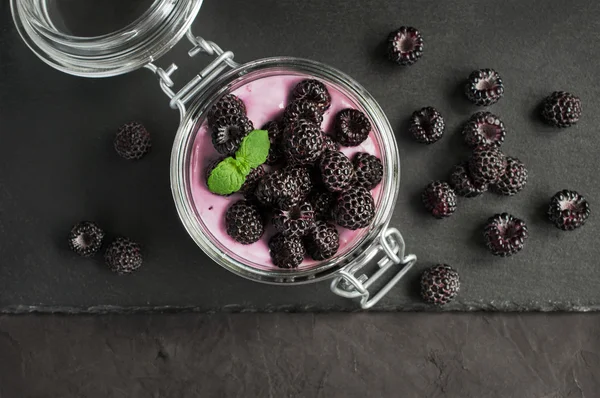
top-left (309, 190), bottom-right (335, 221)
top-left (255, 169), bottom-right (300, 210)
top-left (292, 79), bottom-right (332, 112)
top-left (468, 145), bottom-right (507, 185)
top-left (548, 190), bottom-right (591, 231)
top-left (114, 122), bottom-right (151, 160)
top-left (322, 133), bottom-right (339, 152)
top-left (335, 109), bottom-right (372, 146)
top-left (332, 186), bottom-right (375, 230)
top-left (542, 91), bottom-right (582, 128)
top-left (269, 233), bottom-right (306, 269)
top-left (285, 165), bottom-right (313, 199)
top-left (409, 107), bottom-right (445, 144)
top-left (282, 100), bottom-right (324, 126)
top-left (492, 157), bottom-right (528, 196)
top-left (104, 237), bottom-right (143, 274)
top-left (387, 26), bottom-right (424, 66)
top-left (68, 221), bottom-right (104, 257)
top-left (319, 150), bottom-right (355, 192)
top-left (353, 152), bottom-right (383, 190)
top-left (465, 69), bottom-right (504, 106)
top-left (238, 165), bottom-right (266, 196)
top-left (262, 121), bottom-right (284, 165)
top-left (484, 213), bottom-right (528, 256)
top-left (420, 264), bottom-right (460, 305)
top-left (305, 222), bottom-right (340, 260)
top-left (422, 181), bottom-right (457, 219)
top-left (449, 162), bottom-right (488, 198)
top-left (462, 111), bottom-right (506, 147)
top-left (211, 113), bottom-right (253, 156)
top-left (272, 201), bottom-right (316, 237)
top-left (207, 94), bottom-right (246, 125)
top-left (283, 120), bottom-right (324, 165)
top-left (225, 200), bottom-right (264, 244)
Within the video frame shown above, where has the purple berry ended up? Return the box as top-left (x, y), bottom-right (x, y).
top-left (542, 91), bottom-right (582, 128)
top-left (421, 264), bottom-right (460, 305)
top-left (282, 100), bottom-right (324, 127)
top-left (104, 237), bottom-right (143, 274)
top-left (309, 190), bottom-right (335, 221)
top-left (491, 157), bottom-right (528, 196)
top-left (462, 111), bottom-right (506, 148)
top-left (283, 120), bottom-right (324, 166)
top-left (262, 121), bottom-right (284, 165)
top-left (210, 114), bottom-right (253, 156)
top-left (305, 222), bottom-right (339, 260)
top-left (332, 186), bottom-right (375, 230)
top-left (269, 233), bottom-right (305, 269)
top-left (409, 107), bottom-right (445, 144)
top-left (319, 150), bottom-right (355, 192)
top-left (548, 190), bottom-right (590, 231)
top-left (225, 200), bottom-right (264, 244)
top-left (272, 201), bottom-right (316, 237)
top-left (114, 122), bottom-right (151, 160)
top-left (238, 165), bottom-right (267, 196)
top-left (468, 145), bottom-right (507, 185)
top-left (68, 221), bottom-right (104, 257)
top-left (255, 169), bottom-right (300, 210)
top-left (449, 162), bottom-right (488, 198)
top-left (353, 152), bottom-right (383, 190)
top-left (291, 79), bottom-right (331, 112)
top-left (335, 109), bottom-right (372, 146)
top-left (422, 181), bottom-right (457, 219)
top-left (465, 69), bottom-right (504, 106)
top-left (207, 94), bottom-right (246, 125)
top-left (387, 26), bottom-right (424, 66)
top-left (484, 213), bottom-right (528, 257)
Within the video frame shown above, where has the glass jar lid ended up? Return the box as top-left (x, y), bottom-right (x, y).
top-left (10, 0), bottom-right (203, 77)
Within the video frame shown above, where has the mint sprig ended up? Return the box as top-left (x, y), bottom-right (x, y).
top-left (207, 129), bottom-right (270, 195)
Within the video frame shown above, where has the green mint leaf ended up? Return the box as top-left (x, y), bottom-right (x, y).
top-left (235, 129), bottom-right (270, 168)
top-left (234, 157), bottom-right (251, 177)
top-left (207, 157), bottom-right (246, 195)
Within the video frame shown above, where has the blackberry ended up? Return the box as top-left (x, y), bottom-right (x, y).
top-left (465, 69), bottom-right (504, 106)
top-left (238, 165), bottom-right (266, 196)
top-left (305, 222), bottom-right (339, 260)
top-left (104, 237), bottom-right (143, 274)
top-left (468, 145), bottom-right (507, 185)
top-left (548, 190), bottom-right (591, 231)
top-left (309, 190), bottom-right (335, 221)
top-left (255, 169), bottom-right (300, 210)
top-left (335, 109), bottom-right (372, 146)
top-left (225, 200), bottom-right (264, 244)
top-left (386, 26), bottom-right (424, 66)
top-left (207, 94), bottom-right (246, 125)
top-left (272, 201), bottom-right (316, 237)
top-left (291, 79), bottom-right (332, 112)
top-left (211, 114), bottom-right (253, 156)
top-left (319, 150), bottom-right (355, 192)
top-left (283, 120), bottom-right (324, 165)
top-left (269, 233), bottom-right (306, 269)
top-left (420, 264), bottom-right (460, 305)
top-left (332, 186), bottom-right (375, 230)
top-left (462, 111), bottom-right (506, 148)
top-left (449, 162), bottom-right (488, 198)
top-left (68, 221), bottom-right (104, 257)
top-left (542, 91), bottom-right (582, 128)
top-left (484, 213), bottom-right (528, 257)
top-left (322, 133), bottom-right (339, 152)
top-left (422, 181), bottom-right (457, 219)
top-left (353, 152), bottom-right (383, 190)
top-left (262, 121), bottom-right (284, 165)
top-left (282, 100), bottom-right (324, 126)
top-left (114, 122), bottom-right (151, 160)
top-left (409, 107), bottom-right (445, 144)
top-left (491, 157), bottom-right (528, 196)
top-left (285, 165), bottom-right (313, 199)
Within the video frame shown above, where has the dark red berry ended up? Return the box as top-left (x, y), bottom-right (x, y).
top-left (269, 233), bottom-right (305, 269)
top-left (285, 165), bottom-right (313, 200)
top-left (309, 190), bottom-right (335, 221)
top-left (335, 109), bottom-right (372, 146)
top-left (491, 157), bottom-right (527, 196)
top-left (462, 112), bottom-right (506, 148)
top-left (484, 213), bottom-right (528, 257)
top-left (422, 181), bottom-right (457, 219)
top-left (409, 107), bottom-right (445, 144)
top-left (68, 221), bottom-right (104, 257)
top-left (319, 150), bottom-right (355, 192)
top-left (207, 94), bottom-right (246, 125)
top-left (548, 190), bottom-right (590, 231)
top-left (283, 120), bottom-right (324, 166)
top-left (542, 91), bottom-right (582, 128)
top-left (468, 145), bottom-right (507, 185)
top-left (238, 165), bottom-right (266, 196)
top-left (421, 264), bottom-right (460, 305)
top-left (255, 169), bottom-right (300, 210)
top-left (292, 79), bottom-right (332, 112)
top-left (282, 100), bottom-right (324, 126)
top-left (332, 186), bottom-right (375, 230)
top-left (114, 122), bottom-right (151, 160)
top-left (387, 26), bottom-right (424, 66)
top-left (225, 200), bottom-right (264, 244)
top-left (272, 201), bottom-right (316, 237)
top-left (465, 69), bottom-right (504, 106)
top-left (104, 237), bottom-right (143, 274)
top-left (353, 152), bottom-right (383, 190)
top-left (305, 222), bottom-right (339, 260)
top-left (449, 162), bottom-right (488, 198)
top-left (210, 114), bottom-right (253, 156)
top-left (262, 121), bottom-right (284, 165)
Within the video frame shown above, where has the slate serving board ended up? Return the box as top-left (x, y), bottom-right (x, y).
top-left (1, 0), bottom-right (599, 313)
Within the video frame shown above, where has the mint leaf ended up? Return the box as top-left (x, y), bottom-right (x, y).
top-left (234, 157), bottom-right (251, 177)
top-left (236, 129), bottom-right (270, 168)
top-left (207, 157), bottom-right (246, 195)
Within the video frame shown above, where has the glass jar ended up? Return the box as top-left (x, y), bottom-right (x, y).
top-left (11, 0), bottom-right (417, 309)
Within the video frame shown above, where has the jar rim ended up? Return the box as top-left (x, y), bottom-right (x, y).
top-left (171, 57), bottom-right (402, 285)
top-left (10, 0), bottom-right (203, 77)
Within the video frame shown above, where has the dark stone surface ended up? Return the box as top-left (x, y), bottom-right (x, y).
top-left (0, 313), bottom-right (599, 397)
top-left (1, 0), bottom-right (599, 312)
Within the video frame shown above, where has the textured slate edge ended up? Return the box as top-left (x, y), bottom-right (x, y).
top-left (1, 302), bottom-right (599, 314)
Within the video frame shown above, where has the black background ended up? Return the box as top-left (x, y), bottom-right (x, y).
top-left (1, 0), bottom-right (600, 312)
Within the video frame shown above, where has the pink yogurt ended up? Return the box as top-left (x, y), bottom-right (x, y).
top-left (189, 74), bottom-right (382, 271)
